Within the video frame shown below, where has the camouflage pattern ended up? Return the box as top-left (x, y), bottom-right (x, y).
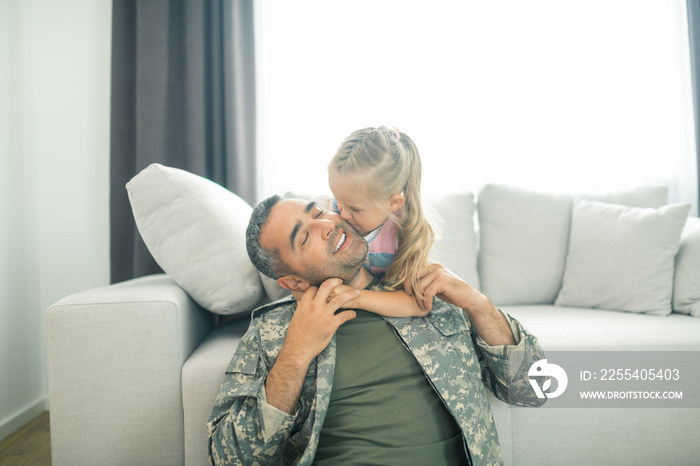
top-left (208, 297), bottom-right (545, 466)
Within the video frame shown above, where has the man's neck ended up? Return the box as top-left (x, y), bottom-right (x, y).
top-left (345, 267), bottom-right (373, 290)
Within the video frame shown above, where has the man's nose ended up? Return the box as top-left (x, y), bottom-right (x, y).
top-left (312, 218), bottom-right (335, 240)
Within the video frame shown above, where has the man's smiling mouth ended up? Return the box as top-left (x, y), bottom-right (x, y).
top-left (333, 232), bottom-right (346, 254)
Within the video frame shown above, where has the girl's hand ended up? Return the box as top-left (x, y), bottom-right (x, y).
top-left (411, 263), bottom-right (484, 312)
top-left (402, 265), bottom-right (431, 310)
top-left (329, 284), bottom-right (360, 308)
top-left (402, 266), bottom-right (423, 297)
top-left (293, 284), bottom-right (360, 309)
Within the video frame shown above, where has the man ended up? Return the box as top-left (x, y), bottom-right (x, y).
top-left (208, 196), bottom-right (545, 466)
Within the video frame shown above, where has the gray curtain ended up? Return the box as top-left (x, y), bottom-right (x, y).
top-left (688, 0), bottom-right (700, 209)
top-left (110, 0), bottom-right (256, 284)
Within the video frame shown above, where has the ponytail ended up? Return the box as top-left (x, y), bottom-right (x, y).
top-left (329, 127), bottom-right (436, 299)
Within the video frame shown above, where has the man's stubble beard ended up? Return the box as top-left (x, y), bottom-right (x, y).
top-left (301, 224), bottom-right (368, 286)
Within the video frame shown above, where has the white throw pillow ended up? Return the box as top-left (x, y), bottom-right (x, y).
top-left (477, 184), bottom-right (668, 305)
top-left (126, 164), bottom-right (263, 316)
top-left (673, 218), bottom-right (700, 317)
top-left (555, 199), bottom-right (690, 315)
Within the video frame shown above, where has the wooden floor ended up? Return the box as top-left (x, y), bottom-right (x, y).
top-left (0, 412), bottom-right (51, 466)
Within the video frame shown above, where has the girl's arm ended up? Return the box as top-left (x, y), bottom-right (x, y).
top-left (332, 285), bottom-right (428, 318)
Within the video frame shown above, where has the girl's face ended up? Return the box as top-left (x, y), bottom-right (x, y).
top-left (329, 171), bottom-right (403, 237)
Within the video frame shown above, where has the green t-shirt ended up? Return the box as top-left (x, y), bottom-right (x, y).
top-left (313, 309), bottom-right (468, 465)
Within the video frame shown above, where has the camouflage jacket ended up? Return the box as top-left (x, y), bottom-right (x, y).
top-left (208, 297), bottom-right (545, 466)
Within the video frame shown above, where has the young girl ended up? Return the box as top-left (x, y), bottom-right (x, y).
top-left (325, 126), bottom-right (437, 318)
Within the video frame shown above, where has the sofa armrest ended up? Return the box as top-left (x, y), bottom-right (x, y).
top-left (47, 274), bottom-right (215, 466)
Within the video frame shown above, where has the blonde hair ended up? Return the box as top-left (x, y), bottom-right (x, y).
top-left (329, 126), bottom-right (436, 298)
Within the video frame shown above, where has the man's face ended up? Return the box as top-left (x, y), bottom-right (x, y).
top-left (260, 199), bottom-right (368, 285)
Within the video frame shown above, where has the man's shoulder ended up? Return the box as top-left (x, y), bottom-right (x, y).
top-left (383, 298), bottom-right (471, 336)
top-left (250, 296), bottom-right (297, 328)
top-left (243, 297), bottom-right (297, 359)
top-left (426, 299), bottom-right (473, 335)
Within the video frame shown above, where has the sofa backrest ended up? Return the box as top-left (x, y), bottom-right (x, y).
top-left (476, 184), bottom-right (668, 305)
top-left (428, 192), bottom-right (479, 290)
top-left (264, 184), bottom-right (676, 309)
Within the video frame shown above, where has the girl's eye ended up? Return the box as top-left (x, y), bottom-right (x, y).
top-left (351, 207), bottom-right (360, 213)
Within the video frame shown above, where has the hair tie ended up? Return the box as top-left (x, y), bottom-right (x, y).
top-left (393, 127), bottom-right (401, 142)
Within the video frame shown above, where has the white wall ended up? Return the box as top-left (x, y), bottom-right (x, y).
top-left (0, 0), bottom-right (112, 441)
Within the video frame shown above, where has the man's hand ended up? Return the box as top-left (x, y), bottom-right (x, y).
top-left (407, 264), bottom-right (516, 346)
top-left (328, 283), bottom-right (363, 308)
top-left (293, 283), bottom-right (360, 309)
top-left (406, 263), bottom-right (486, 313)
top-left (266, 278), bottom-right (358, 415)
top-left (285, 278), bottom-right (359, 363)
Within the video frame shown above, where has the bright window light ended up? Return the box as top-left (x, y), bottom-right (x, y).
top-left (256, 0), bottom-right (698, 214)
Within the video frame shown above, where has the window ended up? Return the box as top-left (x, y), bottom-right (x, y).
top-left (256, 0), bottom-right (698, 214)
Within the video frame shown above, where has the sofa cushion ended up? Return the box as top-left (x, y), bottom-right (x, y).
top-left (554, 200), bottom-right (690, 315)
top-left (502, 305), bottom-right (700, 351)
top-left (127, 164), bottom-right (263, 315)
top-left (477, 184), bottom-right (668, 306)
top-left (182, 318), bottom-right (249, 466)
top-left (509, 405), bottom-right (699, 466)
top-left (428, 192), bottom-right (479, 289)
top-left (674, 217), bottom-right (700, 316)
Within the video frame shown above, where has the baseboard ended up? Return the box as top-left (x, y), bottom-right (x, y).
top-left (0, 398), bottom-right (48, 443)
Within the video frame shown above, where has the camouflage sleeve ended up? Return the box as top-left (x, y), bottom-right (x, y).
top-left (207, 324), bottom-right (301, 465)
top-left (472, 308), bottom-right (547, 407)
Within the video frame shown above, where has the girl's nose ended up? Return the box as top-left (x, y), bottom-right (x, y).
top-left (338, 205), bottom-right (351, 220)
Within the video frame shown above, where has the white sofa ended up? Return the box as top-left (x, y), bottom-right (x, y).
top-left (47, 168), bottom-right (700, 466)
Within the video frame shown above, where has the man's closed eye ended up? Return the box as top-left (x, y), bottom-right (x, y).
top-left (301, 207), bottom-right (325, 247)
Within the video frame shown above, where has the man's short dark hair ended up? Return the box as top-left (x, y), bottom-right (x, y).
top-left (246, 195), bottom-right (291, 279)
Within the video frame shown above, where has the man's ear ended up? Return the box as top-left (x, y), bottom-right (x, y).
top-left (277, 275), bottom-right (312, 292)
top-left (388, 193), bottom-right (405, 213)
